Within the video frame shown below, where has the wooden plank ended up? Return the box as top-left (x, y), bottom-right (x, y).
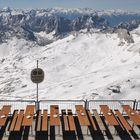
top-left (67, 109), bottom-right (76, 131)
top-left (14, 110), bottom-right (24, 131)
top-left (115, 110), bottom-right (132, 131)
top-left (9, 110), bottom-right (18, 131)
top-left (42, 110), bottom-right (48, 131)
top-left (87, 110), bottom-right (97, 131)
top-left (36, 110), bottom-right (41, 131)
top-left (22, 105), bottom-right (35, 126)
top-left (100, 105), bottom-right (119, 126)
top-left (93, 110), bottom-right (106, 131)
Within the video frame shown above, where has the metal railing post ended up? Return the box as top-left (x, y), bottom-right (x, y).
top-left (35, 101), bottom-right (40, 112)
top-left (133, 99), bottom-right (137, 110)
top-left (85, 100), bottom-right (87, 109)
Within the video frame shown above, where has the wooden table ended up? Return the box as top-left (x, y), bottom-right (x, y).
top-left (75, 105), bottom-right (90, 126)
top-left (50, 105), bottom-right (60, 126)
top-left (22, 105), bottom-right (35, 126)
top-left (100, 105), bottom-right (119, 126)
top-left (122, 105), bottom-right (140, 126)
top-left (75, 105), bottom-right (90, 134)
top-left (50, 105), bottom-right (61, 134)
top-left (0, 105), bottom-right (11, 127)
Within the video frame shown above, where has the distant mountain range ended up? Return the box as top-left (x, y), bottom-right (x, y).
top-left (0, 7), bottom-right (140, 45)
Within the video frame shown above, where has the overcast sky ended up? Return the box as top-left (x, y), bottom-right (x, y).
top-left (0, 0), bottom-right (140, 10)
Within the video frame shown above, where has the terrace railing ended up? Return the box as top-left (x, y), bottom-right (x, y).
top-left (136, 100), bottom-right (140, 110)
top-left (0, 99), bottom-right (139, 114)
top-left (39, 100), bottom-right (85, 114)
top-left (87, 100), bottom-right (135, 113)
top-left (0, 100), bottom-right (36, 113)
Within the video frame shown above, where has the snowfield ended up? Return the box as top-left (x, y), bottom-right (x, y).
top-left (0, 27), bottom-right (140, 100)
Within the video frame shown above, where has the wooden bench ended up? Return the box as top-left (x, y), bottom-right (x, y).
top-left (36, 110), bottom-right (48, 132)
top-left (14, 110), bottom-right (24, 131)
top-left (42, 110), bottom-right (48, 131)
top-left (36, 110), bottom-right (41, 131)
top-left (67, 109), bottom-right (76, 131)
top-left (61, 109), bottom-right (76, 132)
top-left (93, 110), bottom-right (106, 132)
top-left (115, 109), bottom-right (132, 131)
top-left (87, 110), bottom-right (97, 131)
top-left (62, 110), bottom-right (69, 131)
top-left (9, 110), bottom-right (18, 131)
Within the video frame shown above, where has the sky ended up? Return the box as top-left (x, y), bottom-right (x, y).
top-left (0, 0), bottom-right (140, 10)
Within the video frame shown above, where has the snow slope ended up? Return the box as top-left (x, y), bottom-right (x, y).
top-left (0, 27), bottom-right (140, 100)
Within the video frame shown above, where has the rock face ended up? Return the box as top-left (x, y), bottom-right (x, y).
top-left (0, 8), bottom-right (140, 44)
top-left (117, 28), bottom-right (134, 43)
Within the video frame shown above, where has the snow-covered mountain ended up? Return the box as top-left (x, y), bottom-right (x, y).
top-left (0, 8), bottom-right (140, 45)
top-left (0, 8), bottom-right (140, 100)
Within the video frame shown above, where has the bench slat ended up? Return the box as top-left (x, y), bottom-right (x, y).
top-left (42, 110), bottom-right (48, 131)
top-left (67, 109), bottom-right (76, 131)
top-left (14, 110), bottom-right (24, 131)
top-left (115, 110), bottom-right (132, 131)
top-left (9, 110), bottom-right (18, 131)
top-left (93, 110), bottom-right (106, 131)
top-left (36, 110), bottom-right (41, 131)
top-left (62, 110), bottom-right (69, 131)
top-left (87, 110), bottom-right (97, 131)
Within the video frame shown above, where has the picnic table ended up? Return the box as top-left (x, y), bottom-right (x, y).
top-left (122, 105), bottom-right (140, 126)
